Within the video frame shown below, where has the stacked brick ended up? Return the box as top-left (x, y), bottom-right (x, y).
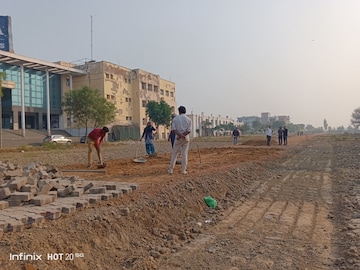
top-left (0, 161), bottom-right (138, 235)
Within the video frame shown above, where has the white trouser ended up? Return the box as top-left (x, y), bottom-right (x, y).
top-left (169, 138), bottom-right (190, 173)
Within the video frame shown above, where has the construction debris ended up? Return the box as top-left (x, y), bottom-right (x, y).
top-left (0, 160), bottom-right (139, 233)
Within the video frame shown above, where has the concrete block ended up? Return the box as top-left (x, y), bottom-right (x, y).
top-left (101, 194), bottom-right (113, 201)
top-left (48, 191), bottom-right (58, 200)
top-left (20, 185), bottom-right (38, 195)
top-left (60, 205), bottom-right (76, 214)
top-left (26, 175), bottom-right (38, 186)
top-left (8, 200), bottom-right (23, 207)
top-left (89, 187), bottom-right (106, 194)
top-left (4, 168), bottom-right (23, 178)
top-left (9, 192), bottom-right (34, 202)
top-left (19, 212), bottom-right (45, 224)
top-left (83, 182), bottom-right (94, 192)
top-left (120, 187), bottom-right (132, 194)
top-left (75, 200), bottom-right (90, 209)
top-left (48, 203), bottom-right (77, 214)
top-left (70, 189), bottom-right (84, 197)
top-left (0, 217), bottom-right (24, 232)
top-left (38, 182), bottom-right (53, 195)
top-left (103, 184), bottom-right (116, 190)
top-left (109, 191), bottom-right (122, 199)
top-left (82, 195), bottom-right (101, 204)
top-left (0, 187), bottom-right (11, 200)
top-left (130, 184), bottom-right (139, 191)
top-left (57, 185), bottom-right (75, 197)
top-left (0, 201), bottom-right (9, 210)
top-left (31, 194), bottom-right (55, 206)
top-left (45, 208), bottom-right (61, 220)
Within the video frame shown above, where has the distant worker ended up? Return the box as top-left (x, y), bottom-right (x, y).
top-left (168, 114), bottom-right (176, 148)
top-left (266, 125), bottom-right (272, 146)
top-left (140, 122), bottom-right (156, 156)
top-left (87, 126), bottom-right (109, 168)
top-left (283, 126), bottom-right (288, 145)
top-left (278, 126), bottom-right (283, 145)
top-left (168, 106), bottom-right (192, 175)
top-left (232, 127), bottom-right (241, 145)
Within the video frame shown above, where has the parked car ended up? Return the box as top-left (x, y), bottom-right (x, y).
top-left (43, 135), bottom-right (72, 144)
top-left (80, 136), bottom-right (87, 143)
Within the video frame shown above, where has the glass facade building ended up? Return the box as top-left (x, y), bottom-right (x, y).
top-left (0, 50), bottom-right (86, 132)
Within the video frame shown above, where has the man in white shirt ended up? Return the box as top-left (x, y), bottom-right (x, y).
top-left (168, 106), bottom-right (192, 175)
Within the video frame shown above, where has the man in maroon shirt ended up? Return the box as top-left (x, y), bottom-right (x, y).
top-left (87, 126), bottom-right (109, 168)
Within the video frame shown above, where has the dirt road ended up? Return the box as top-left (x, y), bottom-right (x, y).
top-left (0, 134), bottom-right (359, 270)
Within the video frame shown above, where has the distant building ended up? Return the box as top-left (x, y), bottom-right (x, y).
top-left (237, 116), bottom-right (260, 128)
top-left (277, 115), bottom-right (290, 124)
top-left (0, 50), bottom-right (86, 132)
top-left (261, 112), bottom-right (271, 124)
top-left (187, 112), bottom-right (240, 137)
top-left (73, 61), bottom-right (176, 139)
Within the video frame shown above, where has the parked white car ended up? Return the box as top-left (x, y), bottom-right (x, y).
top-left (43, 135), bottom-right (72, 144)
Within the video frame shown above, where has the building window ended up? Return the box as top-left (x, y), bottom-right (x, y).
top-left (160, 89), bottom-right (164, 95)
top-left (128, 98), bottom-right (132, 102)
top-left (170, 92), bottom-right (174, 97)
top-left (142, 100), bottom-right (147, 107)
top-left (148, 84), bottom-right (153, 91)
top-left (165, 90), bottom-right (169, 96)
top-left (141, 82), bottom-right (146, 89)
top-left (107, 95), bottom-right (110, 99)
top-left (154, 85), bottom-right (158, 92)
top-left (126, 116), bottom-right (132, 120)
top-left (142, 118), bottom-right (147, 125)
top-left (106, 73), bottom-right (110, 79)
top-left (110, 74), bottom-right (114, 79)
top-left (125, 78), bottom-right (128, 83)
top-left (125, 97), bottom-right (128, 102)
top-left (111, 95), bottom-right (115, 100)
top-left (128, 79), bottom-right (131, 83)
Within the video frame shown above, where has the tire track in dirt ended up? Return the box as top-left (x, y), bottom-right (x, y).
top-left (159, 140), bottom-right (335, 269)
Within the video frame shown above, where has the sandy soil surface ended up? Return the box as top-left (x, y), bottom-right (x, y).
top-left (0, 134), bottom-right (359, 270)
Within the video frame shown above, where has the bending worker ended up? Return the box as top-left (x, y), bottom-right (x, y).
top-left (87, 126), bottom-right (109, 168)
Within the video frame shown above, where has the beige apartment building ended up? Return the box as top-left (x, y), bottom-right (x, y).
top-left (72, 61), bottom-right (176, 139)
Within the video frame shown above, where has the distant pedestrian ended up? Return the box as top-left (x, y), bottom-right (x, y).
top-left (266, 125), bottom-right (272, 146)
top-left (283, 126), bottom-right (288, 145)
top-left (278, 126), bottom-right (283, 145)
top-left (168, 106), bottom-right (192, 175)
top-left (168, 130), bottom-right (176, 148)
top-left (140, 122), bottom-right (156, 156)
top-left (87, 126), bottom-right (109, 168)
top-left (232, 127), bottom-right (241, 145)
top-left (168, 114), bottom-right (176, 148)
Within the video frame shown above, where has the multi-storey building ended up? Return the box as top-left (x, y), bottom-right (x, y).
top-left (0, 50), bottom-right (86, 134)
top-left (187, 112), bottom-right (240, 137)
top-left (0, 52), bottom-right (176, 139)
top-left (237, 116), bottom-right (260, 128)
top-left (72, 61), bottom-right (176, 139)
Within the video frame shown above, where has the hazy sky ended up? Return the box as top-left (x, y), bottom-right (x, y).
top-left (3, 0), bottom-right (360, 128)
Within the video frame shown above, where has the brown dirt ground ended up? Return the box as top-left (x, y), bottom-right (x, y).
top-left (0, 134), bottom-right (359, 270)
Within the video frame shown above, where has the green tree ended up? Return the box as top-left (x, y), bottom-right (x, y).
top-left (351, 107), bottom-right (360, 129)
top-left (63, 86), bottom-right (116, 136)
top-left (252, 120), bottom-right (263, 132)
top-left (323, 119), bottom-right (328, 130)
top-left (146, 100), bottom-right (172, 130)
top-left (240, 123), bottom-right (250, 134)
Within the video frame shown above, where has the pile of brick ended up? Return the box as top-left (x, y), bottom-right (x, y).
top-left (0, 161), bottom-right (138, 234)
